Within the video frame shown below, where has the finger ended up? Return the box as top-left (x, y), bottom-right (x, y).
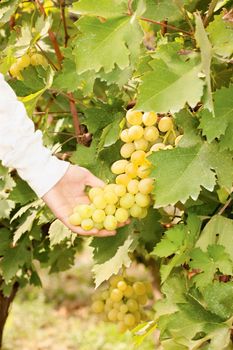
top-left (73, 227), bottom-right (116, 237)
top-left (86, 172), bottom-right (105, 188)
top-left (117, 220), bottom-right (131, 228)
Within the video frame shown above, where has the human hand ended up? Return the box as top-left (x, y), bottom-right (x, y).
top-left (42, 165), bottom-right (127, 237)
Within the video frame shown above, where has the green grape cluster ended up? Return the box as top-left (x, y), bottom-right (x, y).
top-left (69, 110), bottom-right (181, 230)
top-left (9, 52), bottom-right (48, 79)
top-left (91, 273), bottom-right (153, 333)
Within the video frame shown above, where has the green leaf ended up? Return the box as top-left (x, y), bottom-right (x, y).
top-left (199, 85), bottom-right (233, 148)
top-left (92, 229), bottom-right (138, 287)
top-left (152, 225), bottom-right (186, 257)
top-left (175, 109), bottom-right (202, 148)
top-left (142, 0), bottom-right (183, 22)
top-left (0, 199), bottom-right (15, 219)
top-left (72, 0), bottom-right (127, 18)
top-left (0, 228), bottom-right (11, 255)
top-left (203, 282), bottom-right (233, 320)
top-left (8, 178), bottom-right (36, 205)
top-left (48, 244), bottom-right (76, 273)
top-left (136, 46), bottom-right (204, 113)
top-left (190, 245), bottom-right (233, 288)
top-left (194, 13), bottom-right (213, 111)
top-left (0, 0), bottom-right (19, 26)
top-left (207, 14), bottom-right (233, 58)
top-left (196, 215), bottom-right (233, 261)
top-left (48, 219), bottom-right (72, 246)
top-left (13, 211), bottom-right (37, 245)
top-left (132, 321), bottom-right (157, 346)
top-left (73, 16), bottom-right (143, 74)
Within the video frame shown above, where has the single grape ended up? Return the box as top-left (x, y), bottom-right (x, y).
top-left (114, 184), bottom-right (126, 197)
top-left (138, 178), bottom-right (153, 195)
top-left (93, 195), bottom-right (107, 209)
top-left (95, 222), bottom-right (104, 230)
top-left (120, 129), bottom-right (132, 143)
top-left (76, 204), bottom-right (94, 219)
top-left (127, 179), bottom-right (139, 194)
top-left (137, 294), bottom-right (148, 305)
top-left (137, 164), bottom-right (151, 179)
top-left (120, 143), bottom-right (135, 158)
top-left (120, 304), bottom-right (128, 314)
top-left (81, 218), bottom-right (94, 231)
top-left (101, 290), bottom-right (109, 300)
top-left (9, 63), bottom-right (20, 78)
top-left (175, 134), bottom-right (183, 146)
top-left (131, 150), bottom-right (146, 165)
top-left (117, 280), bottom-right (128, 292)
top-left (120, 193), bottom-right (135, 209)
top-left (133, 281), bottom-right (146, 296)
top-left (118, 321), bottom-right (128, 333)
top-left (130, 204), bottom-right (143, 218)
top-left (126, 299), bottom-right (139, 312)
top-left (115, 208), bottom-right (129, 223)
top-left (104, 191), bottom-right (119, 205)
top-left (17, 54), bottom-right (31, 69)
top-left (91, 300), bottom-right (104, 313)
top-left (158, 116), bottom-right (173, 132)
top-left (69, 212), bottom-right (81, 226)
top-left (30, 53), bottom-right (47, 66)
top-left (117, 312), bottom-right (124, 321)
top-left (138, 207), bottom-right (148, 219)
top-left (134, 138), bottom-right (149, 151)
top-left (125, 162), bottom-right (138, 178)
top-left (115, 174), bottom-right (131, 186)
top-left (150, 143), bottom-right (166, 152)
top-left (135, 193), bottom-right (151, 207)
top-left (104, 215), bottom-right (118, 230)
top-left (110, 275), bottom-right (123, 287)
top-left (134, 311), bottom-right (141, 323)
top-left (128, 125), bottom-right (144, 141)
top-left (110, 288), bottom-right (123, 302)
top-left (144, 126), bottom-right (159, 142)
top-left (124, 285), bottom-right (134, 298)
top-left (108, 309), bottom-right (118, 322)
top-left (92, 209), bottom-right (106, 223)
top-left (104, 184), bottom-right (116, 192)
top-left (142, 111), bottom-right (158, 126)
top-left (105, 204), bottom-right (116, 215)
top-left (106, 298), bottom-right (114, 307)
top-left (126, 110), bottom-right (143, 126)
top-left (124, 313), bottom-right (136, 327)
top-left (111, 160), bottom-right (128, 175)
top-left (89, 187), bottom-right (103, 201)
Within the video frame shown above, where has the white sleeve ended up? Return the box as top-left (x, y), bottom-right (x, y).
top-left (0, 74), bottom-right (70, 198)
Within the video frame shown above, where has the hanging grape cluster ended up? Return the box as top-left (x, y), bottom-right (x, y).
top-left (9, 52), bottom-right (48, 79)
top-left (69, 109), bottom-right (182, 231)
top-left (91, 273), bottom-right (153, 332)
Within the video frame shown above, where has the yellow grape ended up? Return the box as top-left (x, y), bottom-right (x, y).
top-left (117, 280), bottom-right (128, 292)
top-left (133, 281), bottom-right (146, 296)
top-left (92, 300), bottom-right (104, 313)
top-left (137, 294), bottom-right (148, 305)
top-left (69, 212), bottom-right (81, 226)
top-left (92, 209), bottom-right (106, 223)
top-left (120, 143), bottom-right (135, 158)
top-left (118, 321), bottom-right (128, 333)
top-left (138, 207), bottom-right (148, 219)
top-left (111, 159), bottom-right (128, 175)
top-left (9, 63), bottom-right (20, 77)
top-left (108, 309), bottom-right (118, 322)
top-left (114, 184), bottom-right (126, 197)
top-left (104, 215), bottom-right (118, 230)
top-left (17, 54), bottom-right (31, 69)
top-left (158, 116), bottom-right (173, 132)
top-left (124, 313), bottom-right (136, 327)
top-left (113, 302), bottom-right (121, 310)
top-left (93, 195), bottom-right (107, 209)
top-left (131, 150), bottom-right (146, 166)
top-left (130, 204), bottom-right (143, 218)
top-left (105, 204), bottom-right (116, 215)
top-left (120, 129), bottom-right (132, 143)
top-left (144, 126), bottom-right (159, 142)
top-left (115, 174), bottom-right (131, 186)
top-left (104, 191), bottom-right (119, 205)
top-left (138, 178), bottom-right (153, 194)
top-left (175, 134), bottom-right (183, 146)
top-left (95, 222), bottom-right (104, 230)
top-left (110, 275), bottom-right (123, 287)
top-left (142, 111), bottom-right (158, 126)
top-left (134, 138), bottom-right (149, 151)
top-left (101, 290), bottom-right (109, 300)
top-left (128, 125), bottom-right (144, 141)
top-left (124, 285), bottom-right (134, 298)
top-left (150, 143), bottom-right (166, 152)
top-left (104, 184), bottom-right (116, 192)
top-left (81, 218), bottom-right (94, 231)
top-left (120, 193), bottom-right (135, 209)
top-left (115, 208), bottom-right (129, 223)
top-left (126, 299), bottom-right (139, 312)
top-left (134, 311), bottom-right (141, 323)
top-left (117, 312), bottom-right (124, 321)
top-left (76, 204), bottom-right (95, 219)
top-left (120, 304), bottom-right (128, 314)
top-left (106, 298), bottom-right (114, 307)
top-left (110, 288), bottom-right (123, 302)
top-left (135, 193), bottom-right (151, 207)
top-left (30, 53), bottom-right (47, 66)
top-left (125, 162), bottom-right (138, 178)
top-left (126, 110), bottom-right (143, 126)
top-left (127, 179), bottom-right (139, 194)
top-left (89, 187), bottom-right (103, 201)
top-left (137, 165), bottom-right (151, 179)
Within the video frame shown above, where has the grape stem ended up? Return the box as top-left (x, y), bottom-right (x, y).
top-left (217, 198), bottom-right (232, 216)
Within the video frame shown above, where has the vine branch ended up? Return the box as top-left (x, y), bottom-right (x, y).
top-left (204, 0), bottom-right (219, 27)
top-left (218, 198), bottom-right (232, 216)
top-left (60, 0), bottom-right (70, 47)
top-left (139, 16), bottom-right (192, 36)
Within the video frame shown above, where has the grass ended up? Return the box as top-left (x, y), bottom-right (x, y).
top-left (2, 249), bottom-right (156, 350)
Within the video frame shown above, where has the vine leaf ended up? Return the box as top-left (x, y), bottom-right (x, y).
top-left (13, 211), bottom-right (37, 245)
top-left (0, 0), bottom-right (19, 27)
top-left (150, 143), bottom-right (233, 208)
top-left (49, 219), bottom-right (73, 246)
top-left (73, 16), bottom-right (143, 74)
top-left (136, 47), bottom-right (204, 113)
top-left (72, 0), bottom-right (127, 18)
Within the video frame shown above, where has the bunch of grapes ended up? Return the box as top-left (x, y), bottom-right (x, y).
top-left (9, 52), bottom-right (48, 79)
top-left (69, 110), bottom-right (181, 230)
top-left (91, 273), bottom-right (153, 332)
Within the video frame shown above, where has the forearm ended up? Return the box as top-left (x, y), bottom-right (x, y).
top-left (0, 74), bottom-right (69, 197)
